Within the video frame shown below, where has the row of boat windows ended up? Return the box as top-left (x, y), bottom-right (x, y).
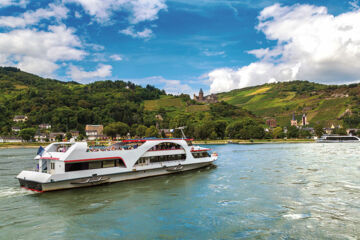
top-left (136, 154), bottom-right (186, 165)
top-left (323, 136), bottom-right (359, 140)
top-left (191, 152), bottom-right (211, 158)
top-left (148, 142), bottom-right (183, 151)
top-left (65, 159), bottom-right (126, 172)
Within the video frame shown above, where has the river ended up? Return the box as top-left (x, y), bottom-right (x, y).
top-left (0, 143), bottom-right (359, 239)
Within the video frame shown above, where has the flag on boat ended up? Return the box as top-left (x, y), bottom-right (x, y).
top-left (37, 146), bottom-right (45, 156)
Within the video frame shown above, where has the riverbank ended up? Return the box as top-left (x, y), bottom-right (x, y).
top-left (193, 139), bottom-right (315, 144)
top-left (0, 142), bottom-right (42, 149)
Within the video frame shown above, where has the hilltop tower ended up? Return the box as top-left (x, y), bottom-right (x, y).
top-left (291, 113), bottom-right (297, 126)
top-left (198, 88), bottom-right (204, 101)
top-left (194, 88), bottom-right (218, 103)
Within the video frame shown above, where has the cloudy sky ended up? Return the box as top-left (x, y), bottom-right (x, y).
top-left (0, 0), bottom-right (360, 94)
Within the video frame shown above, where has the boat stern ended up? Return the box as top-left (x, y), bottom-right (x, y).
top-left (16, 170), bottom-right (52, 192)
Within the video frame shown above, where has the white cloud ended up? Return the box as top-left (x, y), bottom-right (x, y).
top-left (129, 0), bottom-right (167, 24)
top-left (68, 64), bottom-right (112, 82)
top-left (208, 4), bottom-right (360, 93)
top-left (63, 0), bottom-right (167, 23)
top-left (203, 49), bottom-right (225, 56)
top-left (0, 25), bottom-right (86, 76)
top-left (0, 0), bottom-right (28, 8)
top-left (119, 26), bottom-right (153, 39)
top-left (110, 54), bottom-right (123, 61)
top-left (0, 3), bottom-right (68, 28)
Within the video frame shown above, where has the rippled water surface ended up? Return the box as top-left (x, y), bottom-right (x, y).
top-left (1, 143), bottom-right (360, 239)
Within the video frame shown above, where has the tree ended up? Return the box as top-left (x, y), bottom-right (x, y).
top-left (19, 128), bottom-right (36, 141)
top-left (214, 120), bottom-right (227, 139)
top-left (287, 126), bottom-right (299, 138)
top-left (299, 129), bottom-right (311, 138)
top-left (55, 134), bottom-right (63, 142)
top-left (333, 127), bottom-right (347, 135)
top-left (273, 127), bottom-right (283, 139)
top-left (66, 132), bottom-right (72, 140)
top-left (104, 122), bottom-right (130, 139)
top-left (145, 126), bottom-right (159, 137)
top-left (136, 125), bottom-right (147, 137)
top-left (225, 118), bottom-right (264, 139)
top-left (314, 124), bottom-right (325, 137)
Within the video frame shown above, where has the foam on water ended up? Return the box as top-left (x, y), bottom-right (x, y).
top-left (283, 213), bottom-right (311, 220)
top-left (0, 187), bottom-right (34, 198)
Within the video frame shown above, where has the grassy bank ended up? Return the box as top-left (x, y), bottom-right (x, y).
top-left (193, 139), bottom-right (315, 145)
top-left (0, 142), bottom-right (43, 148)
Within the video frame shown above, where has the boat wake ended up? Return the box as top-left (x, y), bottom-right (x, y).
top-left (0, 186), bottom-right (35, 198)
top-left (283, 213), bottom-right (311, 220)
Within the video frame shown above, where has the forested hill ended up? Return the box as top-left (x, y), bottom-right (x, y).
top-left (0, 66), bottom-right (165, 132)
top-left (217, 80), bottom-right (360, 128)
top-left (0, 67), bottom-right (257, 139)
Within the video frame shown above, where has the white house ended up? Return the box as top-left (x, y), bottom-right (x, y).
top-left (13, 115), bottom-right (28, 122)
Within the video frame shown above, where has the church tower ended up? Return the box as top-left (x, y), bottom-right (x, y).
top-left (302, 113), bottom-right (308, 126)
top-left (199, 88), bottom-right (204, 100)
top-left (291, 113), bottom-right (298, 126)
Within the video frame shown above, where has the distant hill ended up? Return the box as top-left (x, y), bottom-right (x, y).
top-left (217, 80), bottom-right (360, 128)
top-left (0, 66), bottom-right (165, 133)
top-left (0, 67), bottom-right (257, 139)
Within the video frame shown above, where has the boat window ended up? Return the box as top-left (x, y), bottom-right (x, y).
top-left (89, 161), bottom-right (102, 169)
top-left (103, 160), bottom-right (115, 168)
top-left (148, 142), bottom-right (183, 151)
top-left (192, 152), bottom-right (210, 158)
top-left (50, 162), bottom-right (55, 170)
top-left (65, 158), bottom-right (126, 172)
top-left (135, 154), bottom-right (186, 165)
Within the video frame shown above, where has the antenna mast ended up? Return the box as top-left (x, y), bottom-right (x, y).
top-left (175, 126), bottom-right (187, 139)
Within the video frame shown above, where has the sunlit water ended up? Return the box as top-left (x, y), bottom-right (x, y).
top-left (0, 143), bottom-right (359, 239)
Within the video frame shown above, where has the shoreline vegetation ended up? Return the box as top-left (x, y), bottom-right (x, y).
top-left (0, 139), bottom-right (315, 149)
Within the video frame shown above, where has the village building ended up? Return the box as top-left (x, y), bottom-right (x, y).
top-left (11, 126), bottom-right (21, 133)
top-left (70, 130), bottom-right (80, 139)
top-left (34, 133), bottom-right (49, 142)
top-left (265, 118), bottom-right (277, 128)
top-left (39, 123), bottom-right (51, 130)
top-left (85, 125), bottom-right (104, 140)
top-left (290, 113), bottom-right (297, 127)
top-left (49, 132), bottom-right (65, 142)
top-left (0, 136), bottom-right (22, 143)
top-left (193, 89), bottom-right (218, 104)
top-left (13, 115), bottom-right (28, 122)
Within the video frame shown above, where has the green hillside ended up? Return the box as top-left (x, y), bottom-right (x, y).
top-left (217, 81), bottom-right (360, 128)
top-left (0, 67), bottom-right (259, 140)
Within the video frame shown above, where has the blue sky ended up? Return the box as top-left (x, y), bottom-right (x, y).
top-left (0, 0), bottom-right (359, 95)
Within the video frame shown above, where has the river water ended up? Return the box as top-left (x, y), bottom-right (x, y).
top-left (0, 143), bottom-right (359, 239)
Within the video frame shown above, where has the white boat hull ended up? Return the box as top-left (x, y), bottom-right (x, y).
top-left (19, 162), bottom-right (213, 192)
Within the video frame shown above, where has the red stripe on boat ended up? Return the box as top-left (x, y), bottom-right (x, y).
top-left (191, 149), bottom-right (211, 152)
top-left (21, 186), bottom-right (43, 193)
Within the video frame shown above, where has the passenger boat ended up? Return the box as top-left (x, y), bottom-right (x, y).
top-left (16, 138), bottom-right (218, 192)
top-left (316, 135), bottom-right (360, 143)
